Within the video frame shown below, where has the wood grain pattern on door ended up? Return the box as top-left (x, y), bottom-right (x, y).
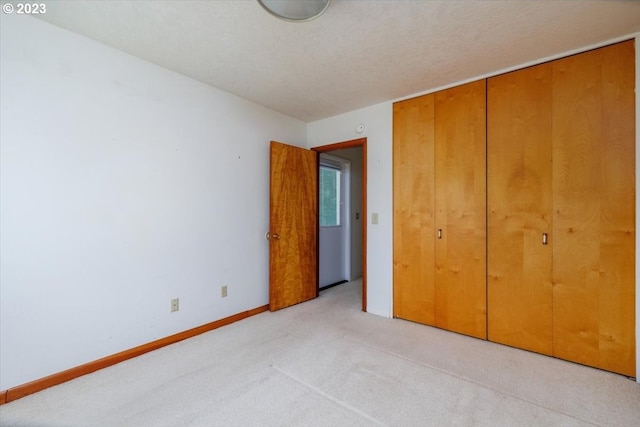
top-left (269, 141), bottom-right (318, 311)
top-left (434, 80), bottom-right (487, 339)
top-left (552, 41), bottom-right (636, 376)
top-left (393, 94), bottom-right (436, 325)
top-left (487, 63), bottom-right (554, 355)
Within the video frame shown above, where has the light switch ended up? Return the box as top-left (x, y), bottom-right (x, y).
top-left (372, 213), bottom-right (379, 224)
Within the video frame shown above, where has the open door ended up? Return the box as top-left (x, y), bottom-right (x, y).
top-left (269, 141), bottom-right (318, 311)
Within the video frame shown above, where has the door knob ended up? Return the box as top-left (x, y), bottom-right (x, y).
top-left (266, 232), bottom-right (280, 241)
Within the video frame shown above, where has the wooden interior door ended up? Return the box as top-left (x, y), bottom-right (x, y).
top-left (487, 64), bottom-right (554, 355)
top-left (434, 80), bottom-right (487, 339)
top-left (269, 141), bottom-right (318, 311)
top-left (393, 94), bottom-right (436, 325)
top-left (552, 41), bottom-right (636, 376)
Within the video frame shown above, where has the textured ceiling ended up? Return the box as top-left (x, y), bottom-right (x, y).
top-left (28, 0), bottom-right (640, 122)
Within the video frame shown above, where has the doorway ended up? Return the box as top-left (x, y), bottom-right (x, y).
top-left (319, 153), bottom-right (351, 288)
top-left (313, 138), bottom-right (367, 311)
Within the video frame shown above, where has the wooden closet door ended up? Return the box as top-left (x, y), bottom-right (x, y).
top-left (552, 41), bottom-right (635, 377)
top-left (434, 80), bottom-right (487, 339)
top-left (393, 95), bottom-right (436, 325)
top-left (487, 64), bottom-right (554, 354)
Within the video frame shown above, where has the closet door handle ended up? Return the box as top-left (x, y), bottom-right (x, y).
top-left (437, 229), bottom-right (442, 239)
top-left (542, 232), bottom-right (548, 245)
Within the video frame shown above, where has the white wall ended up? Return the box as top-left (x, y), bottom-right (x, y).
top-left (319, 224), bottom-right (347, 287)
top-left (0, 15), bottom-right (306, 391)
top-left (307, 104), bottom-right (393, 318)
top-left (308, 35), bottom-right (640, 381)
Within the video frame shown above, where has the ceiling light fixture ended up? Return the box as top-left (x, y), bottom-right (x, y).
top-left (257, 0), bottom-right (331, 22)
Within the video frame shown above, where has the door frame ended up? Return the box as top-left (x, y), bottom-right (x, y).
top-left (312, 138), bottom-right (367, 312)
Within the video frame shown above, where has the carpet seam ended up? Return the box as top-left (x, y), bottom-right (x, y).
top-left (271, 365), bottom-right (387, 426)
top-left (342, 336), bottom-right (603, 427)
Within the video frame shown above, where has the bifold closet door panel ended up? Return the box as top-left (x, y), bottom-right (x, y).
top-left (487, 64), bottom-right (554, 355)
top-left (434, 80), bottom-right (487, 339)
top-left (552, 40), bottom-right (635, 377)
top-left (393, 95), bottom-right (436, 325)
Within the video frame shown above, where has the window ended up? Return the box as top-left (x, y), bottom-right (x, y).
top-left (319, 165), bottom-right (341, 227)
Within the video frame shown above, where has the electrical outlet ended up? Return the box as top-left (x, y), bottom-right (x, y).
top-left (171, 298), bottom-right (179, 312)
top-left (221, 285), bottom-right (228, 298)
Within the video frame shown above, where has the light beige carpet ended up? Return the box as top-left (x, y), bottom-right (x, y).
top-left (1, 279), bottom-right (639, 426)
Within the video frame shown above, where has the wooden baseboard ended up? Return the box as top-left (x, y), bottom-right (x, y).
top-left (0, 304), bottom-right (269, 404)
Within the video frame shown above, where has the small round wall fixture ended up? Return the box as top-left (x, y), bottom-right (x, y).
top-left (257, 0), bottom-right (331, 22)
